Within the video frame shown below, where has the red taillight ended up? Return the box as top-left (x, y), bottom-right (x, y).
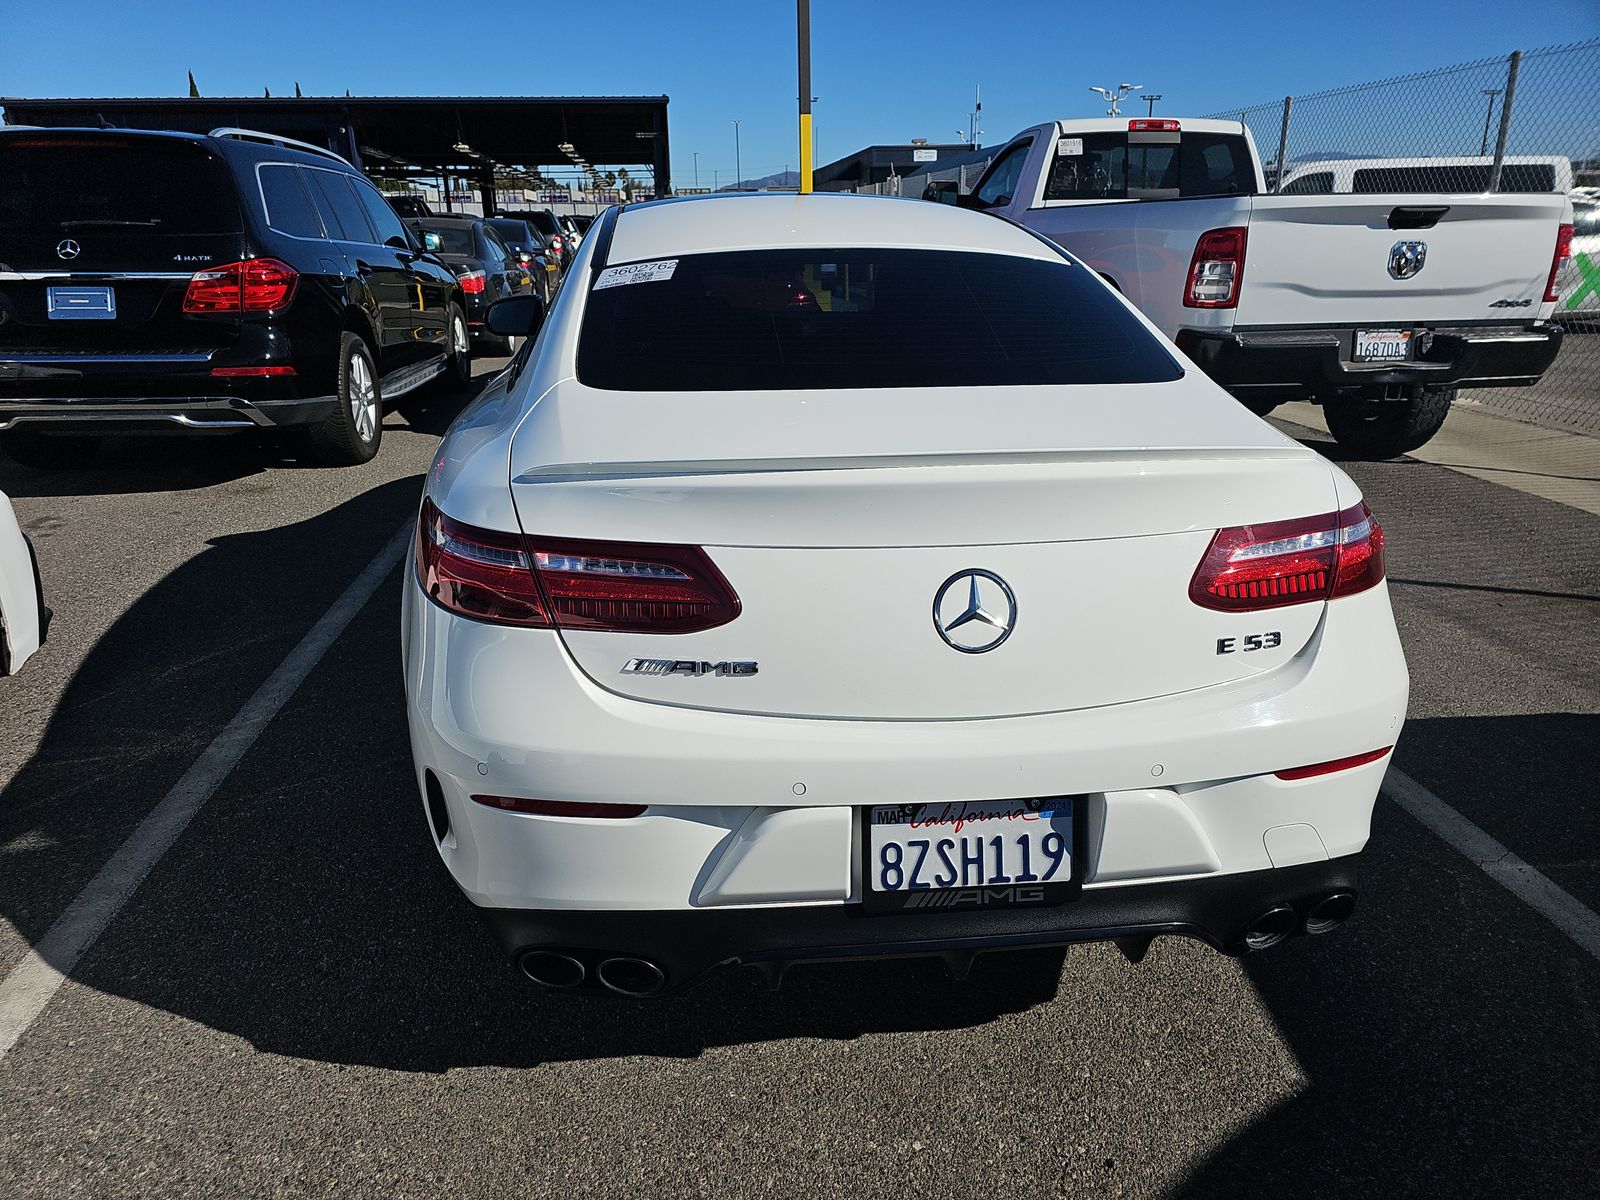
top-left (457, 270), bottom-right (487, 295)
top-left (415, 499), bottom-right (740, 632)
top-left (210, 365), bottom-right (296, 377)
top-left (1545, 222), bottom-right (1574, 303)
top-left (1189, 501), bottom-right (1385, 612)
top-left (182, 258), bottom-right (298, 314)
top-left (470, 795), bottom-right (648, 818)
top-left (1275, 747), bottom-right (1393, 781)
top-left (1185, 226), bottom-right (1247, 308)
top-left (1129, 118), bottom-right (1180, 132)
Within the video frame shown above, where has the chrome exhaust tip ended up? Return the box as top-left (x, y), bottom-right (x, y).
top-left (1242, 905), bottom-right (1299, 952)
top-left (518, 950), bottom-right (586, 989)
top-left (1305, 892), bottom-right (1357, 935)
top-left (596, 956), bottom-right (666, 997)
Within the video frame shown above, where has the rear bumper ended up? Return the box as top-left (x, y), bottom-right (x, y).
top-left (0, 394), bottom-right (337, 432)
top-left (1176, 322), bottom-right (1565, 398)
top-left (478, 856), bottom-right (1360, 993)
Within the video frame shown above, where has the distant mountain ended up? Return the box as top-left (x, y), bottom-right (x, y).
top-left (718, 169), bottom-right (800, 192)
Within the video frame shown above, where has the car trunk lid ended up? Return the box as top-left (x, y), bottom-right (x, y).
top-left (507, 379), bottom-right (1340, 720)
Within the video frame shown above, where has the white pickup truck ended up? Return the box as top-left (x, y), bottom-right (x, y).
top-left (961, 118), bottom-right (1573, 456)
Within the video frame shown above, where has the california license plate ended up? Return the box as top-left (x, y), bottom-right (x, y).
top-left (863, 797), bottom-right (1082, 912)
top-left (1354, 328), bottom-right (1412, 361)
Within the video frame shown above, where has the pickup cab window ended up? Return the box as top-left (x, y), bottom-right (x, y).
top-left (1043, 131), bottom-right (1255, 201)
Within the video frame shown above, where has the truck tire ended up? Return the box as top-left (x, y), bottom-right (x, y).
top-left (1324, 387), bottom-right (1454, 459)
top-left (304, 333), bottom-right (382, 466)
top-left (0, 431), bottom-right (101, 471)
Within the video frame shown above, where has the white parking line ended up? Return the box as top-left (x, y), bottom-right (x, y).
top-left (0, 521), bottom-right (413, 1060)
top-left (1385, 768), bottom-right (1600, 961)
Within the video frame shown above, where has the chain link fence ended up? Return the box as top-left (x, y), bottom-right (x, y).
top-left (1212, 39), bottom-right (1600, 437)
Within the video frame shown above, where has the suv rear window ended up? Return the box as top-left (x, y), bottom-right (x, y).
top-left (0, 136), bottom-right (242, 235)
top-left (577, 248), bottom-right (1183, 391)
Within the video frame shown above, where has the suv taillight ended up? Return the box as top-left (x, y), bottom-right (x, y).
top-left (1545, 222), bottom-right (1574, 303)
top-left (1189, 501), bottom-right (1385, 612)
top-left (1184, 226), bottom-right (1247, 308)
top-left (415, 499), bottom-right (740, 632)
top-left (182, 258), bottom-right (298, 314)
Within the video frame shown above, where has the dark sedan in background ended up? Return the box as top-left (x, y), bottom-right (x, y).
top-left (407, 217), bottom-right (534, 351)
top-left (483, 217), bottom-right (558, 304)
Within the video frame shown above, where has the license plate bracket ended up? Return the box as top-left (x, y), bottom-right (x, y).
top-left (46, 286), bottom-right (116, 321)
top-left (1353, 328), bottom-right (1413, 362)
top-left (860, 795), bottom-right (1087, 914)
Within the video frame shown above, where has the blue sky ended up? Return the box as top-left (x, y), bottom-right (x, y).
top-left (2, 0), bottom-right (1595, 186)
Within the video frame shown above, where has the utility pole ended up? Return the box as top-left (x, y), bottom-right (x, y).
top-left (798, 0), bottom-right (813, 193)
top-left (1478, 88), bottom-right (1502, 156)
top-left (1143, 94), bottom-right (1163, 117)
top-left (693, 151), bottom-right (699, 191)
top-left (733, 119), bottom-right (743, 191)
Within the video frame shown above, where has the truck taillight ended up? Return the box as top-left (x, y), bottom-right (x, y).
top-left (1184, 227), bottom-right (1247, 308)
top-left (1128, 119), bottom-right (1180, 132)
top-left (1189, 501), bottom-right (1385, 612)
top-left (457, 269), bottom-right (487, 295)
top-left (415, 499), bottom-right (740, 632)
top-left (182, 258), bottom-right (298, 314)
top-left (1545, 222), bottom-right (1574, 303)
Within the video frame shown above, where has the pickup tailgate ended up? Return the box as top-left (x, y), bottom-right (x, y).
top-left (1233, 193), bottom-right (1566, 327)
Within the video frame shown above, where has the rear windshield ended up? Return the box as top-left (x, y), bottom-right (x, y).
top-left (1043, 132), bottom-right (1255, 201)
top-left (0, 136), bottom-right (242, 235)
top-left (487, 220), bottom-right (531, 245)
top-left (577, 248), bottom-right (1183, 391)
top-left (528, 212), bottom-right (561, 236)
top-left (421, 225), bottom-right (475, 255)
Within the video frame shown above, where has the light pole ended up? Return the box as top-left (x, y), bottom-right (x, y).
top-left (1479, 88), bottom-right (1502, 156)
top-left (693, 151), bottom-right (699, 191)
top-left (733, 119), bottom-right (743, 191)
top-left (1143, 93), bottom-right (1163, 118)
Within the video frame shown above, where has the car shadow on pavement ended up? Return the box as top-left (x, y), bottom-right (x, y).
top-left (1176, 713), bottom-right (1600, 1200)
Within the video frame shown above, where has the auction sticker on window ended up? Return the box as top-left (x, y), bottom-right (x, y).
top-left (1057, 137), bottom-right (1084, 156)
top-left (594, 260), bottom-right (679, 289)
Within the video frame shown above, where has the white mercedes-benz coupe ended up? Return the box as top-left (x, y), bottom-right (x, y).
top-left (402, 193), bottom-right (1408, 997)
top-left (0, 489), bottom-right (44, 675)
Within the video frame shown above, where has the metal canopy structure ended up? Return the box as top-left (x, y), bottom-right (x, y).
top-left (0, 94), bottom-right (671, 208)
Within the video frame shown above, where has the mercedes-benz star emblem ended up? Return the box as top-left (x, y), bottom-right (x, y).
top-left (932, 569), bottom-right (1017, 654)
top-left (1388, 240), bottom-right (1426, 280)
top-left (55, 239), bottom-right (81, 261)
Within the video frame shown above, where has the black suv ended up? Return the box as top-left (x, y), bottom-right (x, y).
top-left (0, 127), bottom-right (469, 468)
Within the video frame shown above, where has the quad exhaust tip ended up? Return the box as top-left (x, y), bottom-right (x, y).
top-left (596, 956), bottom-right (666, 997)
top-left (519, 950), bottom-right (586, 989)
top-left (1242, 905), bottom-right (1299, 952)
top-left (1306, 891), bottom-right (1357, 935)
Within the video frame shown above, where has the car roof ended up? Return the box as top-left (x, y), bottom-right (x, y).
top-left (0, 125), bottom-right (360, 173)
top-left (606, 192), bottom-right (1062, 263)
top-left (410, 216), bottom-right (480, 228)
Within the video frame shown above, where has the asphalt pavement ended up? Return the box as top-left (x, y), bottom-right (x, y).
top-left (0, 368), bottom-right (1595, 1199)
